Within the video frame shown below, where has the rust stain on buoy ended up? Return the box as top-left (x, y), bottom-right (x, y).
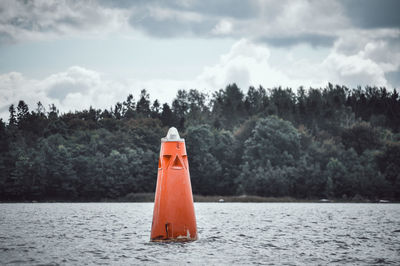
top-left (150, 127), bottom-right (197, 242)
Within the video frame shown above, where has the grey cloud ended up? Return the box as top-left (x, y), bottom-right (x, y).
top-left (100, 0), bottom-right (259, 19)
top-left (9, 16), bottom-right (36, 31)
top-left (0, 0), bottom-right (112, 43)
top-left (341, 0), bottom-right (400, 29)
top-left (97, 0), bottom-right (151, 9)
top-left (126, 0), bottom-right (258, 38)
top-left (56, 16), bottom-right (85, 28)
top-left (168, 0), bottom-right (259, 19)
top-left (8, 16), bottom-right (55, 33)
top-left (367, 38), bottom-right (400, 64)
top-left (127, 1), bottom-right (339, 47)
top-left (126, 1), bottom-right (345, 47)
top-left (130, 13), bottom-right (216, 38)
top-left (47, 82), bottom-right (89, 101)
top-left (0, 31), bottom-right (14, 45)
top-left (258, 34), bottom-right (337, 48)
top-left (2, 1), bottom-right (58, 32)
top-left (2, 0), bottom-right (399, 50)
top-left (386, 71), bottom-right (400, 88)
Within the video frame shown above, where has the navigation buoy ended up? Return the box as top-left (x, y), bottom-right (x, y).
top-left (150, 127), bottom-right (197, 242)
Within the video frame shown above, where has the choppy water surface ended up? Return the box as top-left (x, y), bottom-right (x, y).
top-left (1, 203), bottom-right (399, 265)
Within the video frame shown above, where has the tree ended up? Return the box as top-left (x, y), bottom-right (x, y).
top-left (244, 86), bottom-right (268, 116)
top-left (212, 130), bottom-right (237, 195)
top-left (1, 85), bottom-right (399, 201)
top-left (48, 104), bottom-right (59, 120)
top-left (7, 146), bottom-right (31, 199)
top-left (172, 90), bottom-right (189, 130)
top-left (136, 89), bottom-right (151, 118)
top-left (238, 116), bottom-right (301, 196)
top-left (376, 142), bottom-right (400, 198)
top-left (341, 122), bottom-right (380, 154)
top-left (36, 101), bottom-right (46, 115)
top-left (160, 103), bottom-right (175, 127)
top-left (8, 104), bottom-right (17, 128)
top-left (151, 100), bottom-right (161, 119)
top-left (185, 125), bottom-right (222, 195)
top-left (103, 149), bottom-right (129, 198)
top-left (113, 102), bottom-right (123, 120)
top-left (17, 100), bottom-right (29, 123)
top-left (0, 119), bottom-right (7, 151)
top-left (211, 84), bottom-right (245, 129)
top-left (305, 88), bottom-right (323, 132)
top-left (242, 116), bottom-right (300, 167)
top-left (185, 89), bottom-right (210, 126)
top-left (269, 87), bottom-right (296, 122)
top-left (123, 94), bottom-right (135, 119)
top-left (325, 158), bottom-right (347, 198)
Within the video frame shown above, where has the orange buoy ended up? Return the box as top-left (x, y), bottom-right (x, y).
top-left (150, 127), bottom-right (197, 242)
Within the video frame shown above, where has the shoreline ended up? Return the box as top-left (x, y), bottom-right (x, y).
top-left (0, 193), bottom-right (397, 203)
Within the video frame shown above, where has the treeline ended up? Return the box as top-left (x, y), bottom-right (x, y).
top-left (0, 84), bottom-right (399, 201)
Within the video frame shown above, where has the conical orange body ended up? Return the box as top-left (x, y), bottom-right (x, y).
top-left (150, 128), bottom-right (197, 242)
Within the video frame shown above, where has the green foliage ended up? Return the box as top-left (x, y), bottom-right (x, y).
top-left (136, 89), bottom-right (151, 118)
top-left (8, 104), bottom-right (17, 128)
top-left (238, 116), bottom-right (305, 197)
top-left (185, 125), bottom-right (222, 195)
top-left (325, 157), bottom-right (348, 198)
top-left (1, 84), bottom-right (399, 201)
top-left (341, 122), bottom-right (381, 154)
top-left (211, 83), bottom-right (245, 129)
top-left (376, 142), bottom-right (400, 198)
top-left (160, 103), bottom-right (175, 127)
top-left (243, 116), bottom-right (300, 168)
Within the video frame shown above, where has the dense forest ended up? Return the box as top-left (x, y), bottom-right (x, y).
top-left (0, 83), bottom-right (399, 201)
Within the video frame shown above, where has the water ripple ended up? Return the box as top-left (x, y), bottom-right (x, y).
top-left (0, 203), bottom-right (399, 265)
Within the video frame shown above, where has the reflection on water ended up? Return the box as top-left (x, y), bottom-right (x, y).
top-left (0, 203), bottom-right (399, 265)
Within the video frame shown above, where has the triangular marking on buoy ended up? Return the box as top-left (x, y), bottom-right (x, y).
top-left (172, 155), bottom-right (183, 169)
top-left (163, 155), bottom-right (172, 168)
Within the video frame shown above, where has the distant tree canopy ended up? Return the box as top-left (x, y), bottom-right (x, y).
top-left (0, 84), bottom-right (399, 201)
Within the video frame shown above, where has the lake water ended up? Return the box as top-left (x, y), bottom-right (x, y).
top-left (0, 203), bottom-right (399, 265)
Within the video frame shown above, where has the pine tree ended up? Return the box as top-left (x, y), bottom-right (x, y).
top-left (8, 104), bottom-right (17, 128)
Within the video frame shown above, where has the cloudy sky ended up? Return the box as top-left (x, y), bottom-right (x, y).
top-left (1, 0), bottom-right (399, 120)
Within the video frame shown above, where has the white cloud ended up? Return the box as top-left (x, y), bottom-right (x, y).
top-left (0, 66), bottom-right (196, 121)
top-left (212, 20), bottom-right (233, 35)
top-left (0, 67), bottom-right (120, 120)
top-left (2, 31), bottom-right (398, 118)
top-left (325, 29), bottom-right (400, 86)
top-left (256, 0), bottom-right (347, 37)
top-left (197, 39), bottom-right (288, 89)
top-left (1, 37), bottom-right (396, 122)
top-left (196, 38), bottom-right (394, 90)
top-left (322, 52), bottom-right (388, 87)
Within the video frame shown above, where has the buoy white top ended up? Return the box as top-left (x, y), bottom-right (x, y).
top-left (162, 127), bottom-right (184, 142)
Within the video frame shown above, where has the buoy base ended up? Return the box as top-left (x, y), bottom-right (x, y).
top-left (150, 236), bottom-right (198, 243)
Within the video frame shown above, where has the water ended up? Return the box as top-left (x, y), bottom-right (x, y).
top-left (1, 203), bottom-right (399, 265)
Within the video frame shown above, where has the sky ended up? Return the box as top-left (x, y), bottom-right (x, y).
top-left (1, 0), bottom-right (400, 121)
